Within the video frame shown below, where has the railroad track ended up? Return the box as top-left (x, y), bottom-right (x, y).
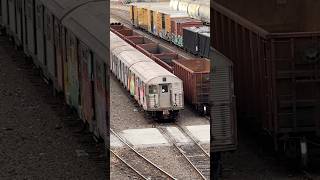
top-left (158, 125), bottom-right (210, 180)
top-left (110, 129), bottom-right (177, 180)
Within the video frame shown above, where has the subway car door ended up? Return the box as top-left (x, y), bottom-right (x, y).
top-left (62, 27), bottom-right (69, 100)
top-left (54, 18), bottom-right (63, 92)
top-left (44, 9), bottom-right (55, 82)
top-left (79, 42), bottom-right (95, 124)
top-left (35, 1), bottom-right (45, 69)
top-left (1, 0), bottom-right (8, 28)
top-left (8, 0), bottom-right (15, 35)
top-left (159, 83), bottom-right (171, 107)
top-left (22, 0), bottom-right (27, 54)
top-left (66, 31), bottom-right (80, 111)
top-left (15, 0), bottom-right (23, 46)
top-left (26, 0), bottom-right (36, 57)
top-left (93, 56), bottom-right (106, 139)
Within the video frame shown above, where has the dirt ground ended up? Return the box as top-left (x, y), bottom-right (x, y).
top-left (0, 36), bottom-right (106, 179)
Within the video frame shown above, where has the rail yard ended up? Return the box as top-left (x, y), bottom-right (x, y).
top-left (0, 0), bottom-right (320, 179)
top-left (109, 0), bottom-right (320, 179)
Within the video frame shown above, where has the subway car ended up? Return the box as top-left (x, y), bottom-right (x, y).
top-left (0, 0), bottom-right (108, 139)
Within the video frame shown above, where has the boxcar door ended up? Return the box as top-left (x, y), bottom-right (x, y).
top-left (159, 83), bottom-right (171, 107)
top-left (79, 42), bottom-right (94, 123)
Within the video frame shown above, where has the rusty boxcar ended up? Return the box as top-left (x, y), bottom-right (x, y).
top-left (172, 58), bottom-right (210, 114)
top-left (212, 0), bottom-right (320, 164)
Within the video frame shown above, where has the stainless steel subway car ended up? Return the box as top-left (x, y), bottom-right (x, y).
top-left (0, 0), bottom-right (108, 139)
top-left (110, 31), bottom-right (184, 119)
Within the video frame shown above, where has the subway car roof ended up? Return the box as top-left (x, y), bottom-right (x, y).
top-left (62, 1), bottom-right (107, 62)
top-left (131, 61), bottom-right (180, 84)
top-left (41, 0), bottom-right (94, 20)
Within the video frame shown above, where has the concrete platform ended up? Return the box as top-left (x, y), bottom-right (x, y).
top-left (186, 125), bottom-right (210, 144)
top-left (166, 127), bottom-right (190, 144)
top-left (110, 134), bottom-right (124, 147)
top-left (120, 128), bottom-right (169, 147)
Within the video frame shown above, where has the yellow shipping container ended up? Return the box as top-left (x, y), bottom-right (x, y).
top-left (163, 11), bottom-right (188, 38)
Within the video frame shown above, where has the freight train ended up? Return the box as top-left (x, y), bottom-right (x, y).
top-left (0, 0), bottom-right (108, 140)
top-left (129, 2), bottom-right (211, 58)
top-left (110, 31), bottom-right (184, 119)
top-left (212, 0), bottom-right (320, 166)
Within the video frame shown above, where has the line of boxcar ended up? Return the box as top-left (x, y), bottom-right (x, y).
top-left (111, 22), bottom-right (212, 114)
top-left (128, 2), bottom-right (211, 58)
top-left (212, 0), bottom-right (320, 166)
top-left (1, 0), bottom-right (108, 140)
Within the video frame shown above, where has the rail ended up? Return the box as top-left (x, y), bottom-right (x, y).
top-left (110, 128), bottom-right (177, 180)
top-left (157, 125), bottom-right (210, 180)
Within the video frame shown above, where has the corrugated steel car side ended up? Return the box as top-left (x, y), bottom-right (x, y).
top-left (172, 58), bottom-right (210, 113)
top-left (210, 48), bottom-right (237, 152)
top-left (212, 1), bottom-right (320, 150)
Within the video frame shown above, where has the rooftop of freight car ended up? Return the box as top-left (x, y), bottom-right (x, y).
top-left (184, 26), bottom-right (210, 33)
top-left (157, 9), bottom-right (189, 16)
top-left (213, 0), bottom-right (320, 33)
top-left (171, 17), bottom-right (202, 23)
top-left (130, 2), bottom-right (170, 8)
top-left (174, 59), bottom-right (210, 73)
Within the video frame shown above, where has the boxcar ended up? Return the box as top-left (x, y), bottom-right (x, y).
top-left (212, 0), bottom-right (320, 163)
top-left (172, 58), bottom-right (210, 114)
top-left (183, 26), bottom-right (209, 55)
top-left (170, 17), bottom-right (203, 47)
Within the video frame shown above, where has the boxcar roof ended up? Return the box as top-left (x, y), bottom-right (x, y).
top-left (62, 1), bottom-right (107, 62)
top-left (213, 0), bottom-right (320, 33)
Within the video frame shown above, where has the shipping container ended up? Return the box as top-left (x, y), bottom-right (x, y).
top-left (212, 0), bottom-right (320, 157)
top-left (156, 9), bottom-right (188, 41)
top-left (170, 17), bottom-right (203, 47)
top-left (210, 47), bottom-right (237, 152)
top-left (183, 26), bottom-right (209, 55)
top-left (173, 58), bottom-right (210, 113)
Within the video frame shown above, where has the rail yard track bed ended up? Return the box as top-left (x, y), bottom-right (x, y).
top-left (0, 36), bottom-right (106, 179)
